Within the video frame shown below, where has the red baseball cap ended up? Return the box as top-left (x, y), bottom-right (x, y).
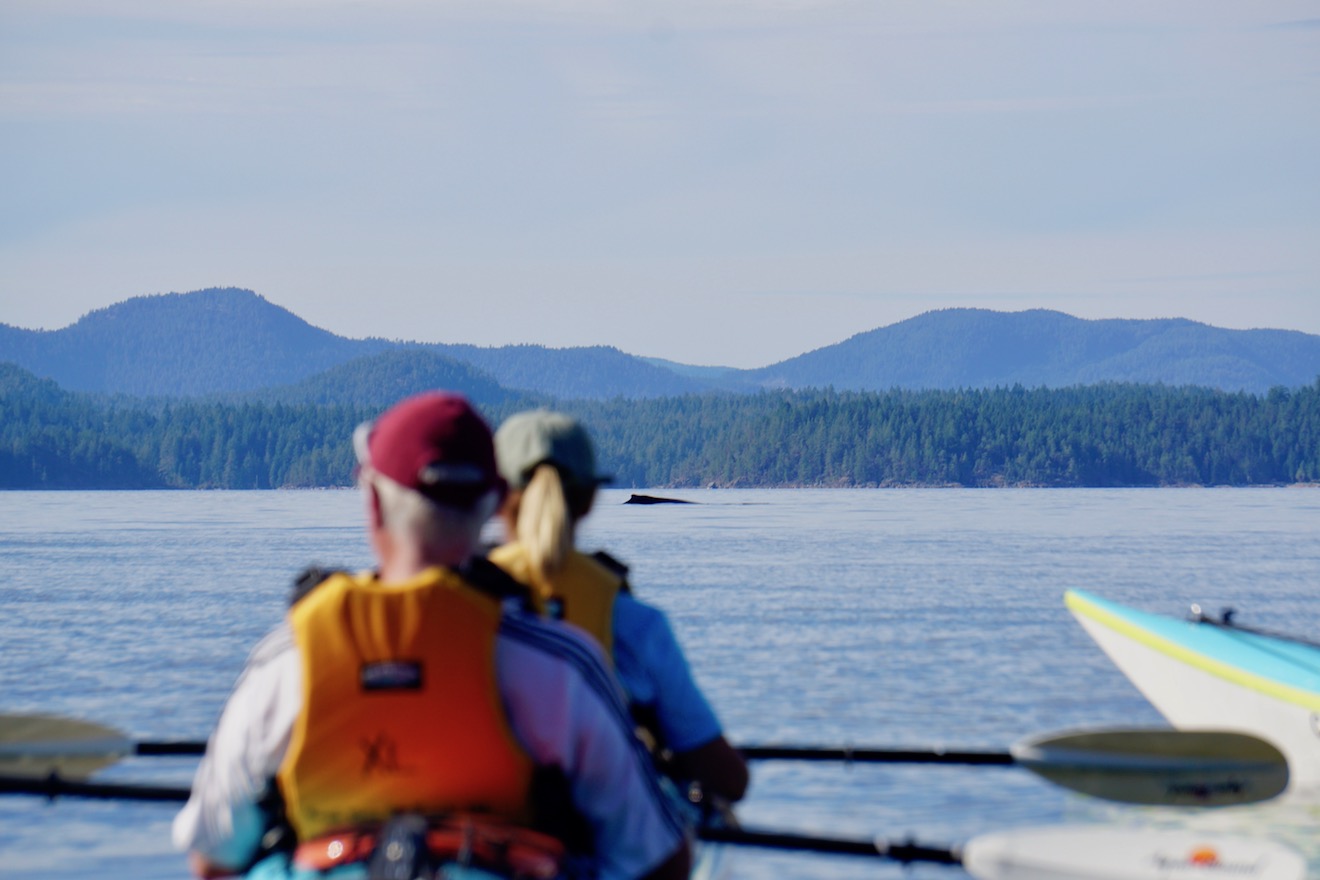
top-left (353, 392), bottom-right (505, 509)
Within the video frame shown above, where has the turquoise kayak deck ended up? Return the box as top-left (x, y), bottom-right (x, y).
top-left (1065, 590), bottom-right (1320, 710)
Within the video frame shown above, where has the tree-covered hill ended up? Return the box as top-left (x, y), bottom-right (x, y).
top-left (0, 364), bottom-right (173, 488)
top-left (571, 383), bottom-right (1320, 488)
top-left (0, 363), bottom-right (368, 489)
top-left (3, 362), bottom-right (1317, 490)
top-left (240, 348), bottom-right (538, 410)
top-left (437, 343), bottom-right (711, 400)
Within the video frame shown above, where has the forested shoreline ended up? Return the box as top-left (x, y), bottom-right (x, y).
top-left (2, 364), bottom-right (1318, 489)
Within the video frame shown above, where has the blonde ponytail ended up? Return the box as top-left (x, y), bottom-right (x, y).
top-left (516, 463), bottom-right (574, 590)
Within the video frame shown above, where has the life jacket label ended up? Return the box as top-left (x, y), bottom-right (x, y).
top-left (361, 661), bottom-right (423, 691)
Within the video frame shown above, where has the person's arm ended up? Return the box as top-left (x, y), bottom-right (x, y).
top-left (668, 735), bottom-right (749, 803)
top-left (173, 626), bottom-right (301, 876)
top-left (613, 597), bottom-right (749, 802)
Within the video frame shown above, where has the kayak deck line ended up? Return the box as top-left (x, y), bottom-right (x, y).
top-left (1189, 604), bottom-right (1320, 654)
top-left (1190, 609), bottom-right (1320, 679)
top-left (1065, 591), bottom-right (1320, 714)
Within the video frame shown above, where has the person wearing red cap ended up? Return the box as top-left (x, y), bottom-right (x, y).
top-left (173, 392), bottom-right (691, 880)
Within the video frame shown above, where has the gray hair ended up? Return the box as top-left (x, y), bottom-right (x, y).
top-left (364, 469), bottom-right (498, 554)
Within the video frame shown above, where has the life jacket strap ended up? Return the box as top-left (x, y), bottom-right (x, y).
top-left (287, 558), bottom-right (537, 610)
top-left (590, 551), bottom-right (632, 595)
top-left (293, 813), bottom-right (568, 879)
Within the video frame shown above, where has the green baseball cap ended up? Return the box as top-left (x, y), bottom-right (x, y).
top-left (494, 409), bottom-right (613, 490)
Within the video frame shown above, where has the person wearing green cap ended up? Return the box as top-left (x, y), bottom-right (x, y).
top-left (490, 409), bottom-right (749, 806)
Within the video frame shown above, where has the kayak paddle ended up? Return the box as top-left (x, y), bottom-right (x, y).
top-left (0, 714), bottom-right (150, 778)
top-left (741, 727), bottom-right (1289, 807)
top-left (2, 714), bottom-right (1289, 807)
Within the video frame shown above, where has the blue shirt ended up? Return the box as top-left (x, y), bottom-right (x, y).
top-left (611, 594), bottom-right (723, 753)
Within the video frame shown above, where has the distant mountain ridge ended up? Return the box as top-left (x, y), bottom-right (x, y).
top-left (428, 343), bottom-right (708, 400)
top-left (0, 288), bottom-right (710, 400)
top-left (0, 289), bottom-right (391, 396)
top-left (2, 288), bottom-right (1318, 401)
top-left (749, 308), bottom-right (1320, 393)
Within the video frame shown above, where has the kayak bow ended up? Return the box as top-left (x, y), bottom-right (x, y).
top-left (1066, 589), bottom-right (1320, 792)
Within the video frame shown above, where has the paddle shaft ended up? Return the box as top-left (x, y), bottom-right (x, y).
top-left (0, 773), bottom-right (190, 802)
top-left (124, 741), bottom-right (1017, 765)
top-left (699, 825), bottom-right (960, 865)
top-left (110, 740), bottom-right (1019, 765)
top-left (68, 739), bottom-right (1276, 779)
top-left (135, 741), bottom-right (205, 756)
top-left (739, 745), bottom-right (1014, 765)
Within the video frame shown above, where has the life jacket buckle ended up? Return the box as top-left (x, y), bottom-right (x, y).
top-left (368, 813), bottom-right (432, 880)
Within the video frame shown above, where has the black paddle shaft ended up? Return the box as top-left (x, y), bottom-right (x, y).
top-left (738, 745), bottom-right (1015, 766)
top-left (699, 825), bottom-right (961, 865)
top-left (0, 773), bottom-right (191, 802)
top-left (135, 741), bottom-right (206, 756)
top-left (132, 740), bottom-right (1019, 765)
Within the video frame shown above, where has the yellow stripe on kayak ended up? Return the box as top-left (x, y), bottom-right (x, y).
top-left (1065, 590), bottom-right (1320, 713)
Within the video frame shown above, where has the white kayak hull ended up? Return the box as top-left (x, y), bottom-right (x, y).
top-left (963, 825), bottom-right (1307, 880)
top-left (1065, 590), bottom-right (1320, 792)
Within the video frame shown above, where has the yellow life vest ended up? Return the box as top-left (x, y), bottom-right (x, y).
top-left (276, 568), bottom-right (535, 840)
top-left (487, 545), bottom-right (622, 658)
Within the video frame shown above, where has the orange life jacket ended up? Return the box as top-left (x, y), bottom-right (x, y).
top-left (487, 544), bottom-right (623, 657)
top-left (276, 567), bottom-right (535, 840)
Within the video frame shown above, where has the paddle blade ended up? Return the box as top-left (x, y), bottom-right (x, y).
top-left (1010, 729), bottom-right (1288, 807)
top-left (962, 825), bottom-right (1306, 880)
top-left (0, 713), bottom-right (132, 779)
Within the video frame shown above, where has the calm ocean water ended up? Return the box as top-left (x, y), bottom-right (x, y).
top-left (2, 488), bottom-right (1319, 879)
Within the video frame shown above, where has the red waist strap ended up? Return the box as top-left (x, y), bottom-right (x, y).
top-left (293, 815), bottom-right (566, 879)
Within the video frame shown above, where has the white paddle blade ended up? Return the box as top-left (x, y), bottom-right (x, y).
top-left (0, 713), bottom-right (132, 778)
top-left (962, 825), bottom-right (1307, 880)
top-left (1011, 729), bottom-right (1289, 807)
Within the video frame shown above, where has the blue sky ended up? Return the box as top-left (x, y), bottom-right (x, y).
top-left (2, 1), bottom-right (1317, 368)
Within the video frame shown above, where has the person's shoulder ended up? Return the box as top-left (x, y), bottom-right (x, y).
top-left (288, 565), bottom-right (349, 606)
top-left (498, 607), bottom-right (623, 682)
top-left (225, 620), bottom-right (298, 699)
top-left (586, 550), bottom-right (630, 582)
top-left (459, 555), bottom-right (536, 605)
top-left (498, 605), bottom-right (607, 663)
top-left (245, 620), bottom-right (295, 668)
top-left (613, 592), bottom-right (672, 634)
